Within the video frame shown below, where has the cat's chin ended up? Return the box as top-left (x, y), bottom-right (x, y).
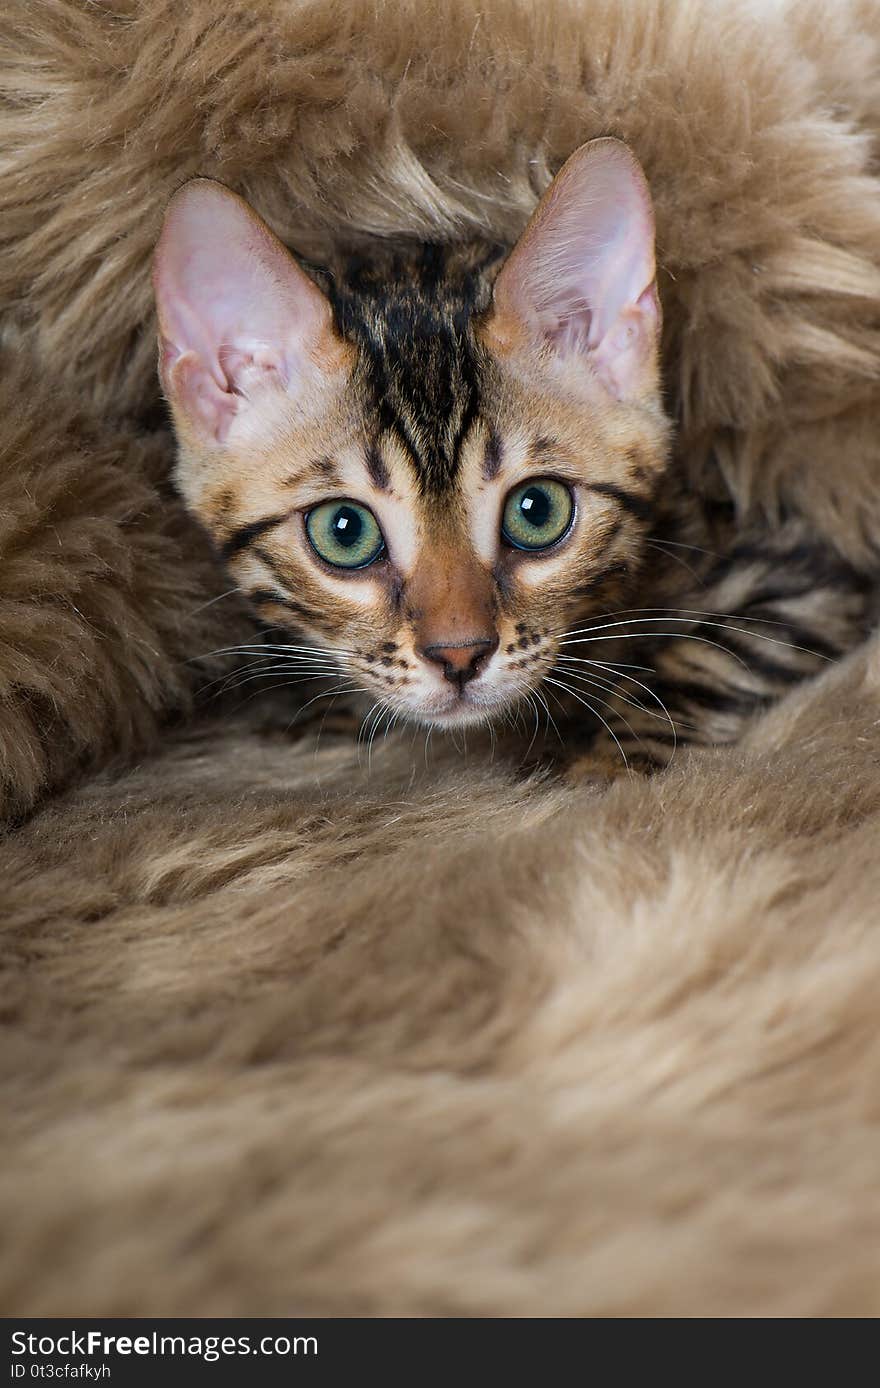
top-left (417, 709), bottom-right (497, 731)
top-left (407, 689), bottom-right (518, 731)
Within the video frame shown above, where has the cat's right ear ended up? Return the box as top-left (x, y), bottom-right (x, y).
top-left (480, 139), bottom-right (660, 403)
top-left (153, 179), bottom-right (347, 444)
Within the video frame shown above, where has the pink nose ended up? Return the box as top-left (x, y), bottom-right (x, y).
top-left (420, 637), bottom-right (498, 689)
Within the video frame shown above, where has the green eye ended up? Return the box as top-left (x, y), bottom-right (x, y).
top-left (501, 478), bottom-right (574, 551)
top-left (305, 500), bottom-right (385, 569)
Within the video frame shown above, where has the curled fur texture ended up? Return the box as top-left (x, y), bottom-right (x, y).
top-left (4, 641), bottom-right (880, 1315)
top-left (1, 0), bottom-right (880, 1314)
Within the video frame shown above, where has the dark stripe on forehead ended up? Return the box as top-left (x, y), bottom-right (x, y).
top-left (365, 442), bottom-right (390, 491)
top-left (324, 240), bottom-right (503, 495)
top-left (533, 434), bottom-right (560, 459)
top-left (483, 430), bottom-right (503, 481)
top-left (450, 388), bottom-right (480, 476)
top-left (293, 456), bottom-right (343, 489)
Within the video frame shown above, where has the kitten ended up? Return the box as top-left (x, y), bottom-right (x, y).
top-left (153, 139), bottom-right (872, 768)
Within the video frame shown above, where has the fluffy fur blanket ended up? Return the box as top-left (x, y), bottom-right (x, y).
top-left (2, 0), bottom-right (880, 1315)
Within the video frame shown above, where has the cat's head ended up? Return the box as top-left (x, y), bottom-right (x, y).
top-left (153, 139), bottom-right (670, 727)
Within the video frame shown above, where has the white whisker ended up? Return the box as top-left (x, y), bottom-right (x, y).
top-left (532, 684), bottom-right (563, 745)
top-left (645, 539), bottom-right (703, 583)
top-left (554, 664), bottom-right (682, 747)
top-left (187, 641), bottom-right (356, 664)
top-left (557, 610), bottom-right (831, 659)
top-left (187, 585), bottom-right (247, 616)
top-left (556, 655), bottom-right (685, 742)
top-left (560, 630), bottom-right (754, 674)
top-left (543, 675), bottom-right (630, 772)
top-left (286, 681), bottom-right (368, 733)
top-left (197, 661), bottom-right (349, 701)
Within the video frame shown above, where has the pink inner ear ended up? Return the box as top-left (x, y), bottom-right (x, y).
top-left (490, 139), bottom-right (660, 398)
top-left (153, 179), bottom-right (334, 439)
top-left (162, 351), bottom-right (239, 443)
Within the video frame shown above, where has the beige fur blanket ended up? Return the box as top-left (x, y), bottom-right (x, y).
top-left (2, 0), bottom-right (880, 1315)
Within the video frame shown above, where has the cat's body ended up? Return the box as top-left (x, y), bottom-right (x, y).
top-left (153, 143), bottom-right (875, 771)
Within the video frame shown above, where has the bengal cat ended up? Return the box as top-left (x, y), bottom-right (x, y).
top-left (153, 139), bottom-right (873, 772)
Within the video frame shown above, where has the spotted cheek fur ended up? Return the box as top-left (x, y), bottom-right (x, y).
top-left (354, 637), bottom-right (420, 698)
top-left (485, 565), bottom-right (611, 704)
top-left (475, 612), bottom-right (554, 715)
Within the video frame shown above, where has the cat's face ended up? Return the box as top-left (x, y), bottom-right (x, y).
top-left (154, 140), bottom-right (670, 727)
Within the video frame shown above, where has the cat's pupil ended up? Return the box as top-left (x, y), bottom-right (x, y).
top-left (331, 506), bottom-right (363, 548)
top-left (519, 487), bottom-right (551, 528)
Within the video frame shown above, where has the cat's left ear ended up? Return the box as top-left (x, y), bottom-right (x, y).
top-left (481, 139), bottom-right (660, 402)
top-left (153, 179), bottom-right (348, 444)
